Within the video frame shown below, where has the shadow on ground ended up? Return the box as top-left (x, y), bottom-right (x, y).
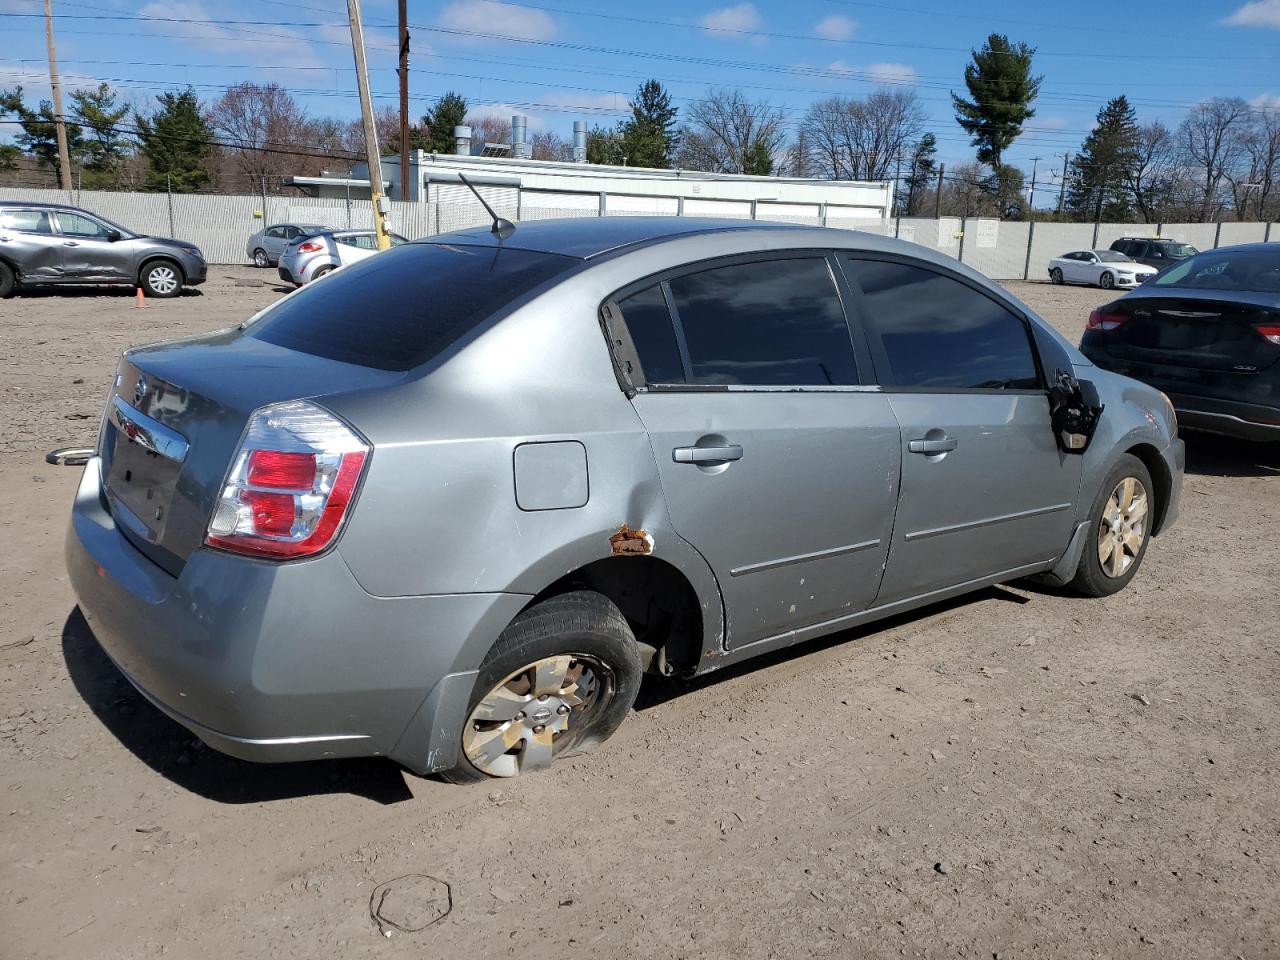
top-left (16, 284), bottom-right (203, 299)
top-left (1183, 431), bottom-right (1280, 478)
top-left (61, 608), bottom-right (414, 805)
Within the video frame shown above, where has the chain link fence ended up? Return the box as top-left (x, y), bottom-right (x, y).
top-left (2, 186), bottom-right (1276, 275)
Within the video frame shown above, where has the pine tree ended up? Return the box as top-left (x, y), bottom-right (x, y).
top-left (1066, 96), bottom-right (1140, 221)
top-left (743, 135), bottom-right (774, 176)
top-left (421, 92), bottom-right (468, 154)
top-left (135, 89), bottom-right (216, 192)
top-left (0, 85), bottom-right (86, 184)
top-left (903, 133), bottom-right (937, 214)
top-left (951, 34), bottom-right (1042, 171)
top-left (585, 125), bottom-right (622, 165)
top-left (618, 80), bottom-right (679, 169)
top-left (70, 83), bottom-right (130, 188)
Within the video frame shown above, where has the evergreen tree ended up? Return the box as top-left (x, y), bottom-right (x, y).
top-left (1066, 95), bottom-right (1140, 221)
top-left (743, 135), bottom-right (774, 176)
top-left (618, 79), bottom-right (679, 169)
top-left (421, 92), bottom-right (468, 154)
top-left (585, 124), bottom-right (623, 164)
top-left (70, 83), bottom-right (130, 188)
top-left (903, 133), bottom-right (938, 214)
top-left (0, 85), bottom-right (86, 185)
top-left (134, 89), bottom-right (216, 192)
top-left (951, 34), bottom-right (1041, 171)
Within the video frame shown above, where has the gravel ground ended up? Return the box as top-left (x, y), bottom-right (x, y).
top-left (1, 268), bottom-right (1278, 960)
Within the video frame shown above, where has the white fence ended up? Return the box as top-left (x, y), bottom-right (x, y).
top-left (2, 186), bottom-right (1276, 277)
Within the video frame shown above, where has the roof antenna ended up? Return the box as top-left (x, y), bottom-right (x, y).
top-left (457, 172), bottom-right (516, 240)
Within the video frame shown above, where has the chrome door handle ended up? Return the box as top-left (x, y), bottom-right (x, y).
top-left (908, 437), bottom-right (957, 455)
top-left (673, 444), bottom-right (743, 464)
top-left (62, 241), bottom-right (79, 247)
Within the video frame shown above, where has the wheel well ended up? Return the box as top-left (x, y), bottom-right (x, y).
top-left (529, 556), bottom-right (704, 676)
top-left (1126, 442), bottom-right (1171, 534)
top-left (138, 255), bottom-right (183, 283)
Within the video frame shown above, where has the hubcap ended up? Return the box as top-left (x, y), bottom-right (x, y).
top-left (1097, 476), bottom-right (1148, 578)
top-left (149, 266), bottom-right (178, 294)
top-left (462, 655), bottom-right (607, 778)
top-left (254, 251), bottom-right (267, 266)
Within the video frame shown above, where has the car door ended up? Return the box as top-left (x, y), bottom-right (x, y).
top-left (839, 255), bottom-right (1083, 605)
top-left (263, 226), bottom-right (288, 261)
top-left (611, 253), bottom-right (902, 649)
top-left (1062, 252), bottom-right (1087, 283)
top-left (0, 208), bottom-right (64, 281)
top-left (54, 210), bottom-right (133, 281)
top-left (1079, 252), bottom-right (1103, 285)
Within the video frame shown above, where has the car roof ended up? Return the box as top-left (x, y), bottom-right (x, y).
top-left (0, 200), bottom-right (82, 210)
top-left (421, 216), bottom-right (813, 260)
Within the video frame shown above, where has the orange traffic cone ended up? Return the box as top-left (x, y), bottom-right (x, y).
top-left (135, 286), bottom-right (147, 309)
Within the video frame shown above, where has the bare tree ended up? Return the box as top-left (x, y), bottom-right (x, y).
top-left (798, 89), bottom-right (923, 182)
top-left (676, 89), bottom-right (785, 175)
top-left (1125, 121), bottom-right (1176, 223)
top-left (530, 130), bottom-right (568, 161)
top-left (938, 162), bottom-right (998, 217)
top-left (208, 82), bottom-right (313, 185)
top-left (1228, 108), bottom-right (1280, 221)
top-left (1179, 97), bottom-right (1247, 221)
top-left (467, 114), bottom-right (514, 148)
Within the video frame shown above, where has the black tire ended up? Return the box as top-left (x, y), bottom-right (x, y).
top-left (440, 590), bottom-right (643, 784)
top-left (1050, 267), bottom-right (1063, 285)
top-left (0, 261), bottom-right (15, 299)
top-left (311, 265), bottom-right (335, 282)
top-left (139, 259), bottom-right (183, 298)
top-left (252, 248), bottom-right (269, 268)
top-left (1100, 271), bottom-right (1115, 290)
top-left (1069, 453), bottom-right (1155, 598)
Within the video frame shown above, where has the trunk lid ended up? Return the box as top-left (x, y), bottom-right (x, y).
top-left (1099, 290), bottom-right (1280, 374)
top-left (100, 328), bottom-right (404, 574)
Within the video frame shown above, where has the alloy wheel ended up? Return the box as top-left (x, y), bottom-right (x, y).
top-left (462, 654), bottom-right (611, 778)
top-left (147, 265), bottom-right (178, 295)
top-left (1097, 476), bottom-right (1148, 578)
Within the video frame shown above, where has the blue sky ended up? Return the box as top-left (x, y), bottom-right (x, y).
top-left (3, 0), bottom-right (1278, 191)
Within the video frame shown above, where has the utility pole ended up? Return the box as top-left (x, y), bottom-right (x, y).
top-left (1057, 152), bottom-right (1070, 216)
top-left (43, 0), bottom-right (72, 190)
top-left (397, 0), bottom-right (409, 201)
top-left (1027, 156), bottom-right (1039, 220)
top-left (893, 152), bottom-right (902, 218)
top-left (934, 163), bottom-right (945, 218)
top-left (347, 0), bottom-right (391, 249)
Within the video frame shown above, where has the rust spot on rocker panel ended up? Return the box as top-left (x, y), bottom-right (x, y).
top-left (609, 523), bottom-right (654, 556)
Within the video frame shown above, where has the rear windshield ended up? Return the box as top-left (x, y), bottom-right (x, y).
top-left (247, 242), bottom-right (578, 370)
top-left (1150, 248), bottom-right (1280, 293)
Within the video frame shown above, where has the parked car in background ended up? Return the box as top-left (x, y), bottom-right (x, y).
top-left (245, 222), bottom-right (329, 268)
top-left (61, 217), bottom-right (1182, 785)
top-left (0, 201), bottom-right (206, 299)
top-left (1049, 250), bottom-right (1157, 289)
top-left (276, 229), bottom-right (408, 285)
top-left (1081, 243), bottom-right (1280, 442)
top-left (1110, 237), bottom-right (1198, 271)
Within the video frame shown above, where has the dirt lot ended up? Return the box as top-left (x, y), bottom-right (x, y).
top-left (2, 269), bottom-right (1279, 960)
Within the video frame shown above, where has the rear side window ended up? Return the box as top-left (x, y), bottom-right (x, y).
top-left (248, 242), bottom-right (577, 371)
top-left (846, 259), bottom-right (1039, 390)
top-left (664, 258), bottom-right (858, 386)
top-left (616, 285), bottom-right (685, 384)
top-left (0, 209), bottom-right (53, 234)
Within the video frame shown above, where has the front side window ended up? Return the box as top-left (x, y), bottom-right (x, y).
top-left (57, 212), bottom-right (110, 239)
top-left (846, 258), bottom-right (1039, 391)
top-left (0, 209), bottom-right (54, 234)
top-left (664, 257), bottom-right (858, 386)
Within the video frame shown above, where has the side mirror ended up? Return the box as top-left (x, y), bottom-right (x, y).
top-left (106, 229), bottom-right (122, 242)
top-left (1048, 370), bottom-right (1103, 454)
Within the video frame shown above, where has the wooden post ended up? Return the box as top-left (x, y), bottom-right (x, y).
top-left (347, 0), bottom-right (391, 249)
top-left (44, 0), bottom-right (73, 189)
top-left (397, 0), bottom-right (410, 201)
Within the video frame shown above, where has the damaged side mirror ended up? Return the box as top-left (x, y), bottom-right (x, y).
top-left (1047, 369), bottom-right (1103, 454)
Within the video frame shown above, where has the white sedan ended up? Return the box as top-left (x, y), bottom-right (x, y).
top-left (1048, 250), bottom-right (1157, 290)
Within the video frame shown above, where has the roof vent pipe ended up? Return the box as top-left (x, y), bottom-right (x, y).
top-left (454, 125), bottom-right (472, 156)
top-left (511, 114), bottom-right (530, 159)
top-left (573, 120), bottom-right (587, 163)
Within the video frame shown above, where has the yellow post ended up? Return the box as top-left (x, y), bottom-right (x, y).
top-left (347, 0), bottom-right (391, 250)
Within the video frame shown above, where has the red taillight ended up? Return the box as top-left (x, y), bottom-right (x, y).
top-left (1255, 324), bottom-right (1280, 346)
top-left (1087, 309), bottom-right (1128, 332)
top-left (206, 401), bottom-right (369, 561)
top-left (297, 241), bottom-right (323, 253)
top-left (247, 450), bottom-right (317, 489)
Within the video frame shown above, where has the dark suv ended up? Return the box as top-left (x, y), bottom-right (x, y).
top-left (1110, 237), bottom-right (1198, 272)
top-left (0, 201), bottom-right (207, 298)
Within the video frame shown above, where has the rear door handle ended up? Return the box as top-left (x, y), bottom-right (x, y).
top-left (62, 241), bottom-right (79, 247)
top-left (673, 444), bottom-right (743, 464)
top-left (908, 437), bottom-right (957, 455)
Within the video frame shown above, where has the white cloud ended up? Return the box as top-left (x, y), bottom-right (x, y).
top-left (0, 0), bottom-right (38, 12)
top-left (1037, 115), bottom-right (1070, 130)
top-left (137, 1), bottom-right (321, 67)
top-left (1250, 92), bottom-right (1280, 109)
top-left (438, 0), bottom-right (557, 41)
top-left (813, 14), bottom-right (856, 41)
top-left (701, 3), bottom-right (762, 37)
top-left (1222, 0), bottom-right (1280, 28)
top-left (866, 62), bottom-right (916, 84)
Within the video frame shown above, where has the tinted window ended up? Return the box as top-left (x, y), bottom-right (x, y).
top-left (267, 226), bottom-right (285, 239)
top-left (58, 212), bottom-right (110, 238)
top-left (249, 242), bottom-right (577, 371)
top-left (0, 209), bottom-right (54, 234)
top-left (665, 258), bottom-right (857, 386)
top-left (847, 259), bottom-right (1039, 390)
top-left (617, 285), bottom-right (685, 384)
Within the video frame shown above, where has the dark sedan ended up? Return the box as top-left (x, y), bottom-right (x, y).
top-left (1080, 243), bottom-right (1280, 441)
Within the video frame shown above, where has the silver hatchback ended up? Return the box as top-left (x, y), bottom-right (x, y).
top-left (276, 229), bottom-right (408, 285)
top-left (64, 218), bottom-right (1183, 783)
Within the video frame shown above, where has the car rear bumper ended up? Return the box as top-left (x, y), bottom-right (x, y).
top-left (66, 459), bottom-right (529, 772)
top-left (1168, 395), bottom-right (1280, 442)
top-left (277, 265), bottom-right (297, 284)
